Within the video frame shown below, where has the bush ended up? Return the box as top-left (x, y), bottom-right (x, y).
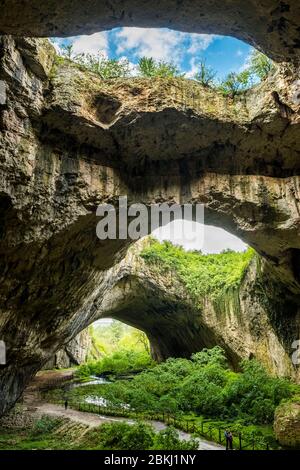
top-left (76, 350), bottom-right (153, 379)
top-left (194, 61), bottom-right (216, 87)
top-left (153, 426), bottom-right (198, 450)
top-left (87, 422), bottom-right (197, 450)
top-left (97, 422), bottom-right (155, 450)
top-left (218, 70), bottom-right (252, 97)
top-left (248, 50), bottom-right (275, 81)
top-left (138, 57), bottom-right (182, 78)
top-left (224, 360), bottom-right (293, 423)
top-left (31, 416), bottom-right (62, 436)
top-left (61, 45), bottom-right (131, 79)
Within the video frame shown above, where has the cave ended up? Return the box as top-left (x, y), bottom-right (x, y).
top-left (0, 1), bottom-right (300, 417)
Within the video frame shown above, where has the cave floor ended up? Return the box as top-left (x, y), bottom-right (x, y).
top-left (22, 370), bottom-right (224, 451)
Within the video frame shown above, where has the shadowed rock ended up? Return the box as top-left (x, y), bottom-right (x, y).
top-left (0, 37), bottom-right (300, 415)
top-left (0, 1), bottom-right (300, 64)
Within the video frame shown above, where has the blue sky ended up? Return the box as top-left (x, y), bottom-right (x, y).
top-left (53, 27), bottom-right (253, 80)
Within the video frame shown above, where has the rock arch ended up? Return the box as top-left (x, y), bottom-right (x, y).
top-left (0, 21), bottom-right (299, 415)
top-left (0, 1), bottom-right (300, 64)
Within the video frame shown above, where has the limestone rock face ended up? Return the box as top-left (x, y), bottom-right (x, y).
top-left (0, 37), bottom-right (300, 415)
top-left (274, 401), bottom-right (300, 448)
top-left (92, 240), bottom-right (300, 382)
top-left (0, 1), bottom-right (299, 64)
top-left (43, 329), bottom-right (94, 369)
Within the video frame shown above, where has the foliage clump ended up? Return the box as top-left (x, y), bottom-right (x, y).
top-left (80, 421), bottom-right (197, 450)
top-left (57, 43), bottom-right (275, 95)
top-left (75, 347), bottom-right (297, 426)
top-left (76, 349), bottom-right (153, 379)
top-left (193, 50), bottom-right (275, 97)
top-left (141, 238), bottom-right (255, 302)
top-left (137, 57), bottom-right (182, 78)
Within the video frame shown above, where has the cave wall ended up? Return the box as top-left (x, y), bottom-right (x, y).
top-left (94, 240), bottom-right (300, 382)
top-left (0, 36), bottom-right (299, 415)
top-left (43, 328), bottom-right (95, 369)
top-left (0, 1), bottom-right (299, 64)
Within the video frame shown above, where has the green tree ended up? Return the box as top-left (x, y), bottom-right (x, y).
top-left (110, 320), bottom-right (124, 344)
top-left (249, 50), bottom-right (275, 81)
top-left (218, 70), bottom-right (251, 97)
top-left (194, 61), bottom-right (216, 87)
top-left (73, 52), bottom-right (131, 79)
top-left (61, 44), bottom-right (75, 61)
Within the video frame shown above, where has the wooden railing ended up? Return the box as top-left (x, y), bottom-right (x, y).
top-left (42, 396), bottom-right (271, 450)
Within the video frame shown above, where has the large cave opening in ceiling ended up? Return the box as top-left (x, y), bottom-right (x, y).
top-left (152, 219), bottom-right (247, 253)
top-left (50, 27), bottom-right (272, 89)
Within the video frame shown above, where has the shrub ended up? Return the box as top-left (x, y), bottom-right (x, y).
top-left (194, 61), bottom-right (216, 87)
top-left (89, 422), bottom-right (197, 450)
top-left (92, 422), bottom-right (154, 450)
top-left (249, 50), bottom-right (275, 81)
top-left (218, 70), bottom-right (251, 97)
top-left (76, 349), bottom-right (153, 379)
top-left (138, 57), bottom-right (182, 78)
top-left (153, 426), bottom-right (198, 450)
top-left (31, 416), bottom-right (62, 436)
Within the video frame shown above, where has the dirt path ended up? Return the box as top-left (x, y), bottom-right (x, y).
top-left (24, 370), bottom-right (224, 451)
top-left (34, 402), bottom-right (224, 450)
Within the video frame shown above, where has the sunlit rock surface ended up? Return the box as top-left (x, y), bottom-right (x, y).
top-left (0, 37), bottom-right (300, 415)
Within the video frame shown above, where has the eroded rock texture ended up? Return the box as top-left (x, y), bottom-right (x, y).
top-left (94, 240), bottom-right (300, 382)
top-left (0, 37), bottom-right (300, 415)
top-left (0, 1), bottom-right (300, 64)
top-left (43, 328), bottom-right (96, 369)
top-left (274, 400), bottom-right (300, 448)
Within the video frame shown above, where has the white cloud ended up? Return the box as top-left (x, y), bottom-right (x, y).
top-left (115, 28), bottom-right (215, 64)
top-left (188, 35), bottom-right (215, 55)
top-left (51, 32), bottom-right (109, 58)
top-left (71, 32), bottom-right (109, 56)
top-left (238, 47), bottom-right (254, 72)
top-left (185, 57), bottom-right (199, 79)
top-left (152, 220), bottom-right (247, 253)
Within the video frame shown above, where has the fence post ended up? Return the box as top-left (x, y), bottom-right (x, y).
top-left (239, 433), bottom-right (242, 450)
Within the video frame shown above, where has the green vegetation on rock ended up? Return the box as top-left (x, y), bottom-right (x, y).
top-left (141, 239), bottom-right (255, 303)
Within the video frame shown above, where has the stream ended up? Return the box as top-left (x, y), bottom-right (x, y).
top-left (67, 375), bottom-right (130, 409)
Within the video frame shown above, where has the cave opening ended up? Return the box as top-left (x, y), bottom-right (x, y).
top-left (73, 220), bottom-right (252, 369)
top-left (50, 27), bottom-right (272, 98)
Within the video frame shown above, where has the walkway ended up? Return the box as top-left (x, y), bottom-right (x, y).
top-left (34, 402), bottom-right (224, 450)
